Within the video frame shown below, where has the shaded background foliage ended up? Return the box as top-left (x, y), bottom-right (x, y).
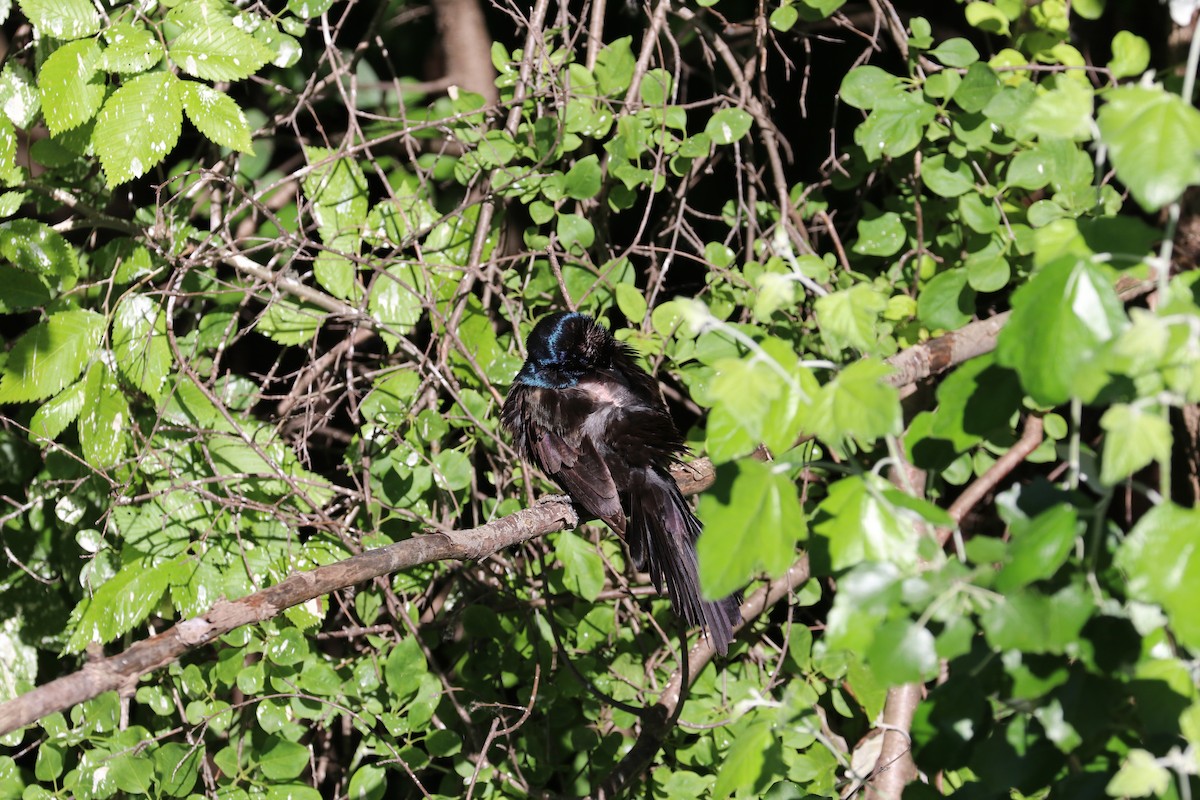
top-left (2, 0), bottom-right (1200, 798)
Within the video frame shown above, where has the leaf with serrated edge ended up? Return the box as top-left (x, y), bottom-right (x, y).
top-left (169, 20), bottom-right (273, 82)
top-left (17, 0), bottom-right (100, 40)
top-left (93, 72), bottom-right (182, 186)
top-left (38, 39), bottom-right (104, 135)
top-left (0, 309), bottom-right (103, 402)
top-left (176, 80), bottom-right (253, 153)
top-left (66, 556), bottom-right (176, 652)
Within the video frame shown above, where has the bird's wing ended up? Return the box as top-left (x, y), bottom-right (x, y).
top-left (503, 384), bottom-right (625, 532)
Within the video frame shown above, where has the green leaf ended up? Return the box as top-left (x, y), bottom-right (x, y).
top-left (840, 65), bottom-right (899, 110)
top-left (432, 449), bottom-right (471, 491)
top-left (928, 38), bottom-right (980, 68)
top-left (1108, 31), bottom-right (1150, 80)
top-left (815, 283), bottom-right (888, 352)
top-left (384, 636), bottom-right (427, 702)
top-left (17, 0), bottom-right (100, 39)
top-left (176, 81), bottom-right (253, 153)
top-left (93, 72), bottom-right (182, 186)
top-left (964, 1), bottom-right (1010, 35)
top-left (0, 63), bottom-right (41, 128)
top-left (696, 459), bottom-right (804, 600)
top-left (866, 619), bottom-right (938, 684)
top-left (79, 361), bottom-right (129, 469)
top-left (1018, 78), bottom-right (1094, 141)
top-left (979, 582), bottom-right (1093, 654)
top-left (705, 108), bottom-right (753, 145)
top-left (921, 153), bottom-right (975, 197)
top-left (808, 360), bottom-right (901, 452)
top-left (712, 720), bottom-right (772, 799)
top-left (1115, 503), bottom-right (1200, 649)
top-left (1106, 749), bottom-right (1171, 798)
top-left (99, 22), bottom-right (164, 74)
top-left (66, 556), bottom-right (175, 652)
top-left (615, 283), bottom-right (648, 322)
top-left (258, 298), bottom-right (323, 346)
top-left (369, 263), bottom-right (425, 347)
top-left (0, 219), bottom-right (79, 280)
top-left (953, 63), bottom-right (1001, 113)
top-left (38, 39), bottom-right (104, 135)
top-left (113, 294), bottom-right (170, 400)
top-left (851, 211), bottom-right (905, 256)
top-left (996, 505), bottom-right (1079, 591)
top-left (563, 154), bottom-right (602, 199)
top-left (169, 15), bottom-right (273, 82)
top-left (813, 474), bottom-right (919, 570)
top-left (555, 530), bottom-right (605, 601)
top-left (556, 212), bottom-right (594, 252)
top-left (997, 256), bottom-right (1127, 405)
top-left (303, 146), bottom-right (368, 242)
top-left (1098, 85), bottom-right (1200, 211)
top-left (595, 36), bottom-right (634, 96)
top-left (30, 379), bottom-right (84, 440)
top-left (258, 737), bottom-right (308, 781)
top-left (854, 92), bottom-right (936, 160)
top-left (0, 309), bottom-right (103, 402)
top-left (928, 355), bottom-right (1022, 451)
top-left (1099, 404), bottom-right (1172, 485)
top-left (153, 743), bottom-right (200, 796)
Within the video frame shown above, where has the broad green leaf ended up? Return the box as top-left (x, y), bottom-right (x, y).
top-left (369, 263), bottom-right (426, 348)
top-left (287, 0), bottom-right (336, 18)
top-left (258, 737), bottom-right (308, 781)
top-left (0, 266), bottom-right (49, 312)
top-left (595, 36), bottom-right (634, 96)
top-left (866, 619), bottom-right (938, 684)
top-left (1115, 503), bottom-right (1200, 649)
top-left (996, 505), bottom-right (1079, 591)
top-left (176, 81), bottom-right (253, 153)
top-left (99, 22), bottom-right (164, 74)
top-left (66, 556), bottom-right (175, 652)
top-left (563, 154), bottom-right (602, 199)
top-left (813, 474), bottom-right (918, 570)
top-left (979, 582), bottom-right (1093, 654)
top-left (851, 211), bottom-right (905, 256)
top-left (258, 298), bottom-right (323, 346)
top-left (110, 754), bottom-right (154, 795)
top-left (615, 283), bottom-right (648, 322)
top-left (0, 309), bottom-right (103, 402)
top-left (928, 38), bottom-right (980, 68)
top-left (0, 62), bottom-right (41, 128)
top-left (854, 91), bottom-right (936, 160)
top-left (815, 283), bottom-right (887, 352)
top-left (964, 1), bottom-right (1010, 35)
top-left (807, 359), bottom-right (901, 452)
top-left (38, 39), bottom-right (104, 135)
top-left (169, 17), bottom-right (273, 82)
top-left (30, 378), bottom-right (84, 440)
top-left (94, 72), bottom-right (182, 186)
top-left (996, 256), bottom-right (1126, 405)
top-left (840, 65), bottom-right (898, 110)
top-left (929, 355), bottom-right (1022, 451)
top-left (555, 530), bottom-right (605, 601)
top-left (712, 720), bottom-right (772, 799)
top-left (1098, 85), bottom-right (1200, 211)
top-left (1108, 31), bottom-right (1150, 80)
top-left (347, 765), bottom-right (387, 800)
top-left (1106, 749), bottom-right (1171, 798)
top-left (921, 153), bottom-right (975, 197)
top-left (556, 212), bottom-right (594, 252)
top-left (705, 108), bottom-right (753, 145)
top-left (153, 744), bottom-right (200, 796)
top-left (1018, 78), bottom-right (1094, 141)
top-left (384, 636), bottom-right (427, 702)
top-left (696, 459), bottom-right (804, 600)
top-left (79, 361), bottom-right (128, 469)
top-left (953, 62), bottom-right (1001, 113)
top-left (1099, 403), bottom-right (1172, 484)
top-left (432, 449), bottom-right (471, 491)
top-left (113, 294), bottom-right (170, 400)
top-left (17, 0), bottom-right (100, 39)
top-left (303, 146), bottom-right (368, 242)
top-left (0, 219), bottom-right (79, 280)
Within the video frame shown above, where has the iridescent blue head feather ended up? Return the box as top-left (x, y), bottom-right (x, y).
top-left (514, 312), bottom-right (609, 389)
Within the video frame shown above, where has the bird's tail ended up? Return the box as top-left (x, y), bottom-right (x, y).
top-left (627, 469), bottom-right (742, 655)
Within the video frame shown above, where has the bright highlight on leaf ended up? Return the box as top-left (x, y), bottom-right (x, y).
top-left (94, 72), bottom-right (183, 187)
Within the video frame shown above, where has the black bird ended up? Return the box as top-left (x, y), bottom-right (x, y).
top-left (501, 311), bottom-right (741, 654)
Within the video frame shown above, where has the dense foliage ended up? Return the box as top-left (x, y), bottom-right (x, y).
top-left (2, 0), bottom-right (1200, 797)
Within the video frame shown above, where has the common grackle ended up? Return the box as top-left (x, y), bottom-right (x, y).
top-left (501, 311), bottom-right (741, 654)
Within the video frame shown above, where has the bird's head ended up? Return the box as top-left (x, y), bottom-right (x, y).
top-left (514, 312), bottom-right (613, 388)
